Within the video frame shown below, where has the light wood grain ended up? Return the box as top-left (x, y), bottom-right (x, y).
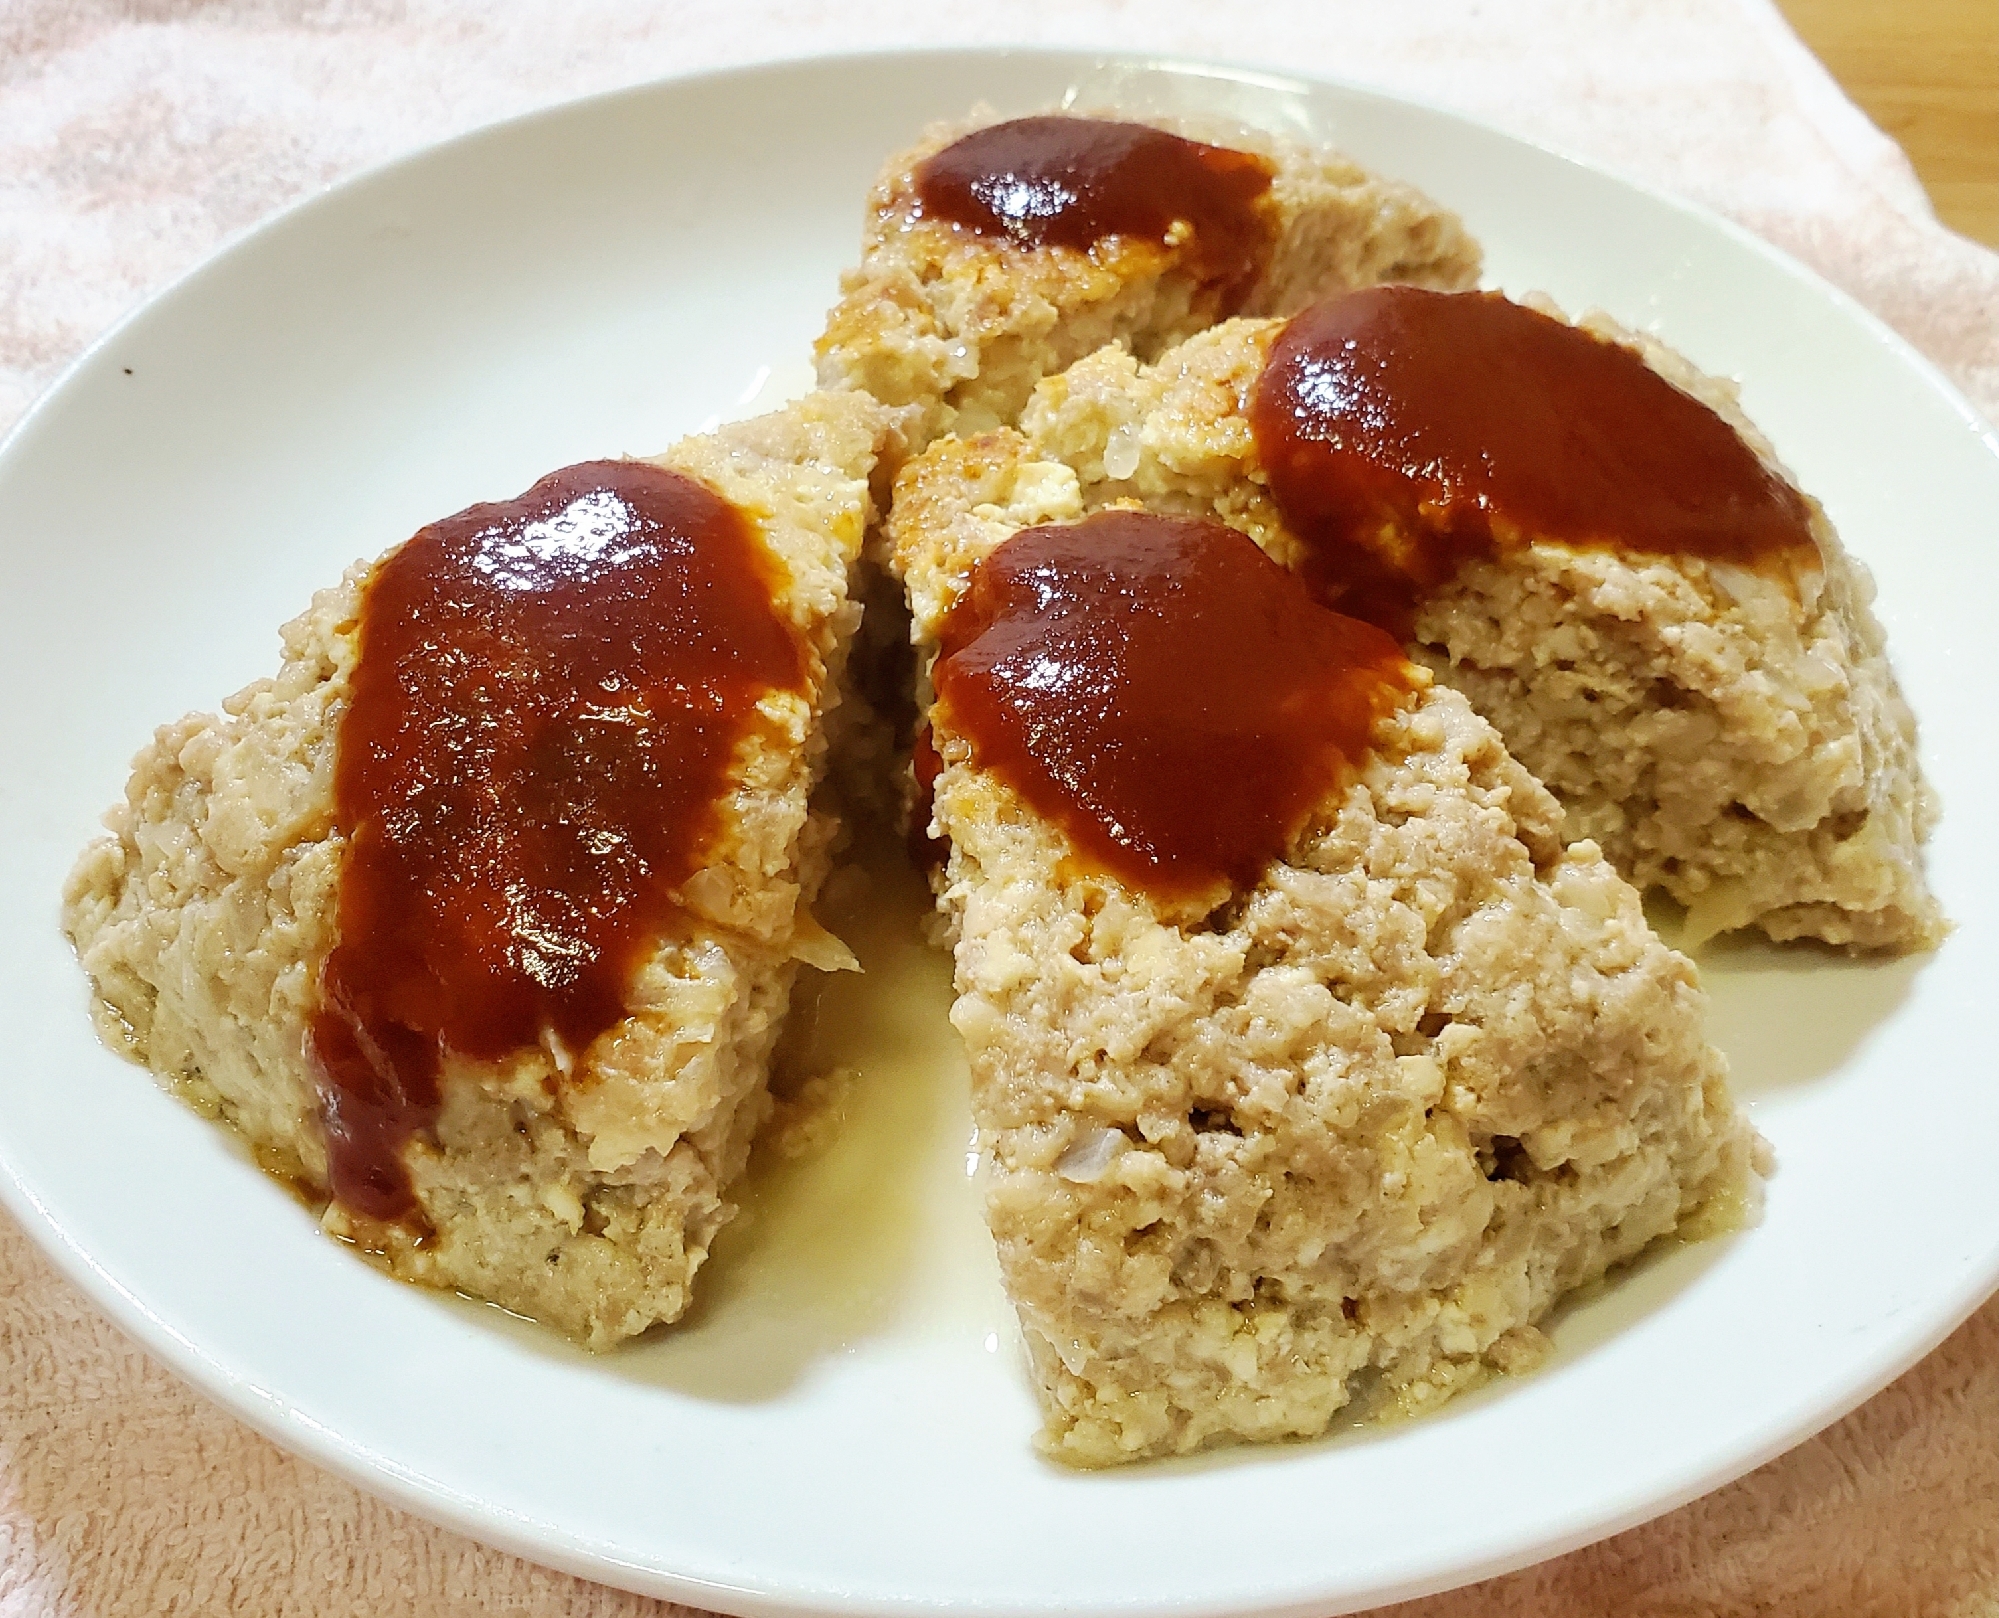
top-left (1774, 0), bottom-right (1999, 245)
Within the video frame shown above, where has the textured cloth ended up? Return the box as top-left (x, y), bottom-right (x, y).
top-left (3, 2), bottom-right (1996, 1614)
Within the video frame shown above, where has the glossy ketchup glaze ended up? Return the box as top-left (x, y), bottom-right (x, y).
top-left (930, 511), bottom-right (1421, 908)
top-left (911, 116), bottom-right (1277, 307)
top-left (1249, 287), bottom-right (1820, 639)
top-left (309, 460), bottom-right (806, 1222)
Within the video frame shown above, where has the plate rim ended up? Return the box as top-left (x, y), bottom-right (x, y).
top-left (7, 41), bottom-right (1991, 470)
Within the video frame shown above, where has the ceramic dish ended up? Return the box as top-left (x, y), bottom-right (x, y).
top-left (1, 47), bottom-right (1995, 1618)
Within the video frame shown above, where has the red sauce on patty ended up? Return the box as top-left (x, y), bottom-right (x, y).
top-left (931, 510), bottom-right (1421, 907)
top-left (311, 460), bottom-right (806, 1222)
top-left (1250, 287), bottom-right (1819, 638)
top-left (913, 115), bottom-right (1278, 309)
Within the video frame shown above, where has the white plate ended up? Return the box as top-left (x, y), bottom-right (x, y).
top-left (2, 47), bottom-right (1996, 1618)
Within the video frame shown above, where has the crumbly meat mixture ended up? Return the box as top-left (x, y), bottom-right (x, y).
top-left (888, 433), bottom-right (1754, 1465)
top-left (1011, 314), bottom-right (1943, 949)
top-left (816, 110), bottom-right (1480, 461)
top-left (63, 390), bottom-right (888, 1348)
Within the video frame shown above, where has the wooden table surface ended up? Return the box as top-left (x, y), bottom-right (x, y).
top-left (1775, 0), bottom-right (1998, 245)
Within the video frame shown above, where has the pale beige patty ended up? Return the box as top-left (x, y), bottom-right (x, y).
top-left (888, 433), bottom-right (1756, 1466)
top-left (816, 109), bottom-right (1480, 459)
top-left (63, 391), bottom-right (888, 1349)
top-left (1012, 313), bottom-right (1944, 950)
